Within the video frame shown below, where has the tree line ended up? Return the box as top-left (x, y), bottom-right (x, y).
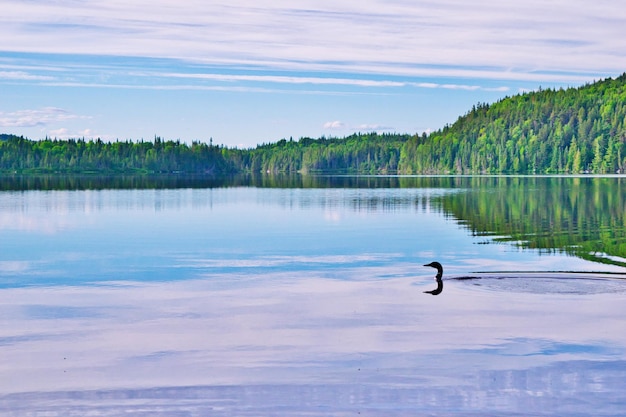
top-left (2, 73), bottom-right (626, 175)
top-left (0, 135), bottom-right (233, 174)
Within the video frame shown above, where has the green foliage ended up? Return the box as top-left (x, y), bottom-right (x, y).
top-left (398, 74), bottom-right (626, 174)
top-left (2, 73), bottom-right (626, 174)
top-left (0, 135), bottom-right (234, 174)
top-left (226, 133), bottom-right (411, 174)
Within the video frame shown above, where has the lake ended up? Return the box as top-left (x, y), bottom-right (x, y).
top-left (1, 175), bottom-right (625, 416)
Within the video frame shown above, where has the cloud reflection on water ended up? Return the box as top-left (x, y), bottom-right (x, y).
top-left (1, 274), bottom-right (625, 415)
top-left (176, 253), bottom-right (402, 269)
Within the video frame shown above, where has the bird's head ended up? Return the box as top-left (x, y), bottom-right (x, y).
top-left (423, 261), bottom-right (443, 272)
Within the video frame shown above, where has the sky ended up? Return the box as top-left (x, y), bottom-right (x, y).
top-left (1, 1), bottom-right (625, 148)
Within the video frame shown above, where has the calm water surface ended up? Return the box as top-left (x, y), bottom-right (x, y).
top-left (1, 175), bottom-right (625, 416)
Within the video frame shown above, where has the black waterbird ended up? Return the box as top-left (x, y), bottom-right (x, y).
top-left (423, 261), bottom-right (443, 295)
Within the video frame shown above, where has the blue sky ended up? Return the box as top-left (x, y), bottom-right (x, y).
top-left (1, 1), bottom-right (625, 148)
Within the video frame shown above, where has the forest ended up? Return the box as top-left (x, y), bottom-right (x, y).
top-left (1, 73), bottom-right (626, 175)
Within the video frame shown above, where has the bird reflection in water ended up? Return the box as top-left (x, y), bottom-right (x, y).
top-left (423, 261), bottom-right (443, 295)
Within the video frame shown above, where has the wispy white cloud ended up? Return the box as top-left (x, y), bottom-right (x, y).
top-left (0, 0), bottom-right (624, 83)
top-left (0, 107), bottom-right (87, 128)
top-left (48, 127), bottom-right (70, 137)
top-left (78, 128), bottom-right (95, 137)
top-left (150, 72), bottom-right (510, 92)
top-left (46, 127), bottom-right (103, 140)
top-left (0, 70), bottom-right (54, 81)
top-left (324, 121), bottom-right (395, 132)
top-left (162, 72), bottom-right (405, 87)
top-left (32, 72), bottom-right (511, 94)
top-left (323, 121), bottom-right (346, 130)
top-left (410, 81), bottom-right (511, 92)
top-left (0, 260), bottom-right (31, 274)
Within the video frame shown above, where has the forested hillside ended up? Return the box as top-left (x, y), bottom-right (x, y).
top-left (399, 73), bottom-right (626, 174)
top-left (1, 73), bottom-right (625, 174)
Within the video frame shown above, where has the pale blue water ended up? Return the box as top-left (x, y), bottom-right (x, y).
top-left (1, 177), bottom-right (625, 416)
